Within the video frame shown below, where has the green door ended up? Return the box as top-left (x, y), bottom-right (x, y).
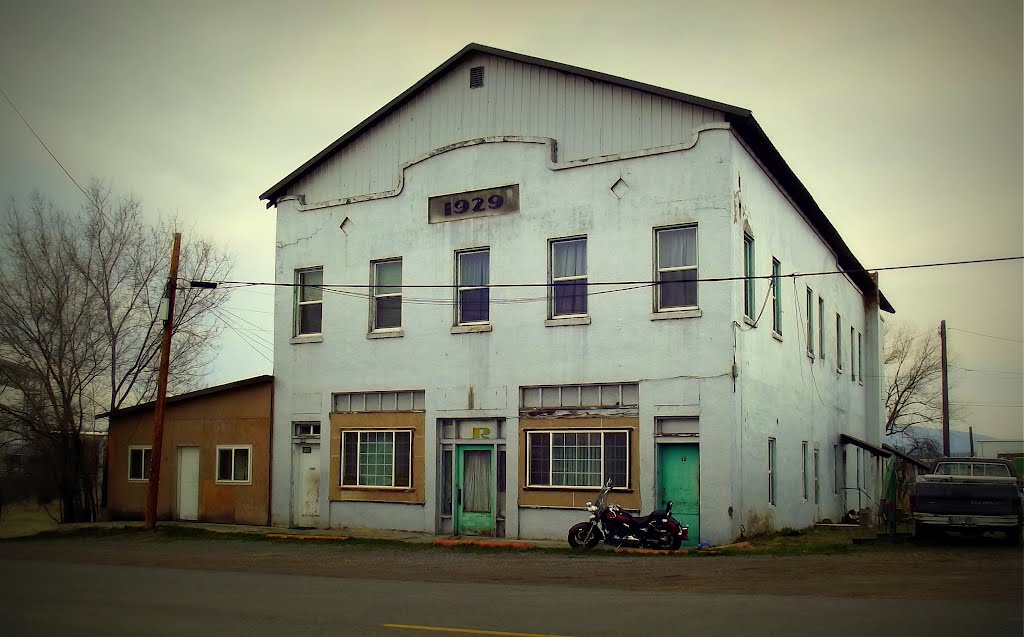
top-left (455, 445), bottom-right (496, 536)
top-left (658, 443), bottom-right (700, 547)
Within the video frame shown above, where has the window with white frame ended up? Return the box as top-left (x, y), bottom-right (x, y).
top-left (455, 248), bottom-right (489, 325)
top-left (128, 446), bottom-right (152, 481)
top-left (527, 430), bottom-right (628, 488)
top-left (549, 237), bottom-right (587, 317)
top-left (805, 287), bottom-right (814, 357)
top-left (341, 430), bottom-right (412, 487)
top-left (801, 441), bottom-right (809, 500)
top-left (836, 314), bottom-right (843, 371)
top-left (858, 332), bottom-right (863, 383)
top-left (654, 225), bottom-right (698, 311)
top-left (216, 446), bottom-right (251, 483)
top-left (818, 297), bottom-right (825, 361)
top-left (293, 422), bottom-right (321, 437)
top-left (833, 444), bottom-right (840, 494)
top-left (295, 267), bottom-right (323, 336)
top-left (768, 437), bottom-right (777, 505)
top-left (771, 258), bottom-right (782, 335)
top-left (813, 448), bottom-right (820, 504)
top-left (850, 326), bottom-right (856, 381)
top-left (743, 233), bottom-right (755, 318)
top-left (371, 259), bottom-right (402, 330)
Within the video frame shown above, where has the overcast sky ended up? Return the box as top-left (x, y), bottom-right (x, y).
top-left (1, 0), bottom-right (1020, 438)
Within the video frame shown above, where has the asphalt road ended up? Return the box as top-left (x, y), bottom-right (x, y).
top-left (1, 558), bottom-right (1020, 637)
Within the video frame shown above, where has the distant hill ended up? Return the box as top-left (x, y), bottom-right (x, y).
top-left (886, 426), bottom-right (994, 458)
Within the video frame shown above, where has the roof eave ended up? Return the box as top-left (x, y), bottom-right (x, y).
top-left (726, 112), bottom-right (895, 314)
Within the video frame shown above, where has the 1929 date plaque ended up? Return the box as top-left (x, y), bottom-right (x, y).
top-left (428, 184), bottom-right (519, 224)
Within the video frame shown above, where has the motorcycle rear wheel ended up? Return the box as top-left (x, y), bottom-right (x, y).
top-left (647, 528), bottom-right (682, 551)
top-left (567, 522), bottom-right (601, 550)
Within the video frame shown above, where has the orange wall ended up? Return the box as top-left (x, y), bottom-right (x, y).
top-left (106, 381), bottom-right (272, 525)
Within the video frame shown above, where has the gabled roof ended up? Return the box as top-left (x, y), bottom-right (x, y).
top-left (98, 375), bottom-right (273, 419)
top-left (259, 43), bottom-right (893, 313)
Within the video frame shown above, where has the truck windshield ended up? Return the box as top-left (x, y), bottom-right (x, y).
top-left (933, 462), bottom-right (1011, 477)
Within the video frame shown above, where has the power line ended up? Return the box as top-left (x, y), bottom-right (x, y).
top-left (947, 327), bottom-right (1024, 344)
top-left (949, 402), bottom-right (1024, 408)
top-left (949, 364), bottom-right (1023, 376)
top-left (0, 83), bottom-right (97, 208)
top-left (201, 255), bottom-right (1024, 292)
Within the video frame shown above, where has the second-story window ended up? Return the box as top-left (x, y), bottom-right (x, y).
top-left (818, 296), bottom-right (825, 361)
top-left (655, 225), bottom-right (698, 311)
top-left (456, 248), bottom-right (489, 325)
top-left (371, 259), bottom-right (402, 331)
top-left (836, 314), bottom-right (844, 372)
top-left (771, 258), bottom-right (782, 335)
top-left (805, 286), bottom-right (815, 358)
top-left (549, 237), bottom-right (587, 318)
top-left (295, 267), bottom-right (323, 336)
top-left (743, 233), bottom-right (755, 319)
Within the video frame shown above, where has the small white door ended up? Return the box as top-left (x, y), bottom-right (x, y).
top-left (177, 447), bottom-right (200, 521)
top-left (293, 444), bottom-right (321, 527)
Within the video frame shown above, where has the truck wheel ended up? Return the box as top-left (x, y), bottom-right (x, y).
top-left (1005, 526), bottom-right (1022, 547)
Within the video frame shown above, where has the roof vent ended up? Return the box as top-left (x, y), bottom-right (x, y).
top-left (469, 66), bottom-right (484, 89)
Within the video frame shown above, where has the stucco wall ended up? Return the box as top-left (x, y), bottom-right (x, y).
top-left (106, 381), bottom-right (272, 525)
top-left (729, 135), bottom-right (885, 531)
top-left (272, 131), bottom-right (740, 541)
top-left (270, 125), bottom-right (885, 543)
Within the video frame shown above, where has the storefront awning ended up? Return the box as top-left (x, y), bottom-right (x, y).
top-left (839, 433), bottom-right (891, 458)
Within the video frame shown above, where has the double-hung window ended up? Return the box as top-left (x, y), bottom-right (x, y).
top-left (768, 437), bottom-right (777, 505)
top-left (858, 332), bottom-right (863, 383)
top-left (813, 448), bottom-right (820, 504)
top-left (216, 446), bottom-right (251, 484)
top-left (455, 249), bottom-right (489, 324)
top-left (818, 297), bottom-right (825, 361)
top-left (850, 327), bottom-right (856, 381)
top-left (128, 446), bottom-right (152, 481)
top-left (341, 430), bottom-right (412, 487)
top-left (371, 259), bottom-right (402, 330)
top-left (743, 233), bottom-right (755, 318)
top-left (527, 430), bottom-right (628, 488)
top-left (654, 225), bottom-right (698, 311)
top-left (549, 238), bottom-right (588, 318)
top-left (771, 258), bottom-right (782, 335)
top-left (295, 267), bottom-right (323, 336)
top-left (836, 314), bottom-right (843, 372)
top-left (806, 287), bottom-right (815, 357)
top-left (801, 441), bottom-right (809, 500)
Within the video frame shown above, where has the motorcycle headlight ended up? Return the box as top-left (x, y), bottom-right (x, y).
top-left (587, 505), bottom-right (598, 513)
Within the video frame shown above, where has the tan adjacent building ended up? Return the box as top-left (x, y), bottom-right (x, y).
top-left (104, 375), bottom-right (273, 525)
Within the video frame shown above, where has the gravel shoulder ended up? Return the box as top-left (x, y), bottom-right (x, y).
top-left (1, 532), bottom-right (1020, 603)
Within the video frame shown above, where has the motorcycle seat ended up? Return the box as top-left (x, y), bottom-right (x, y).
top-left (630, 510), bottom-right (667, 526)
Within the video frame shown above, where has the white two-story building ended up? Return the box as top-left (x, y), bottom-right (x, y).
top-left (260, 44), bottom-right (895, 545)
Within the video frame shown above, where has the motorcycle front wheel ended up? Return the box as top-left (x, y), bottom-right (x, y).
top-left (567, 522), bottom-right (601, 549)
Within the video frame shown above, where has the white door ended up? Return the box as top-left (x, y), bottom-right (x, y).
top-left (293, 444), bottom-right (321, 527)
top-left (177, 446), bottom-right (200, 521)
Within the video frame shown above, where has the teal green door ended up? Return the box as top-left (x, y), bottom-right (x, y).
top-left (658, 443), bottom-right (700, 547)
top-left (455, 445), bottom-right (496, 536)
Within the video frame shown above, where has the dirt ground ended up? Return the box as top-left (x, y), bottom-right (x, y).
top-left (1, 531), bottom-right (1020, 603)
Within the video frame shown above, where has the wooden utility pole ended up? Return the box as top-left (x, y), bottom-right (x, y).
top-left (144, 232), bottom-right (181, 530)
top-left (939, 320), bottom-right (951, 457)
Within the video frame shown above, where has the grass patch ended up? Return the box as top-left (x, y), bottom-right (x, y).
top-left (0, 502), bottom-right (59, 539)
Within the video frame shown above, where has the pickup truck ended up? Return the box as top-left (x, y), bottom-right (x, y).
top-left (911, 457), bottom-right (1023, 544)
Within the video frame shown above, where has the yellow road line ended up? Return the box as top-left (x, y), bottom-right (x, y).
top-left (381, 623), bottom-right (577, 637)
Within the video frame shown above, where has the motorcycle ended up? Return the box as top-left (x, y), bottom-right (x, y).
top-left (567, 479), bottom-right (689, 550)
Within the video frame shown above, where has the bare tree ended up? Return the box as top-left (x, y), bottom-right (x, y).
top-left (0, 185), bottom-right (233, 522)
top-left (884, 322), bottom-right (956, 436)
